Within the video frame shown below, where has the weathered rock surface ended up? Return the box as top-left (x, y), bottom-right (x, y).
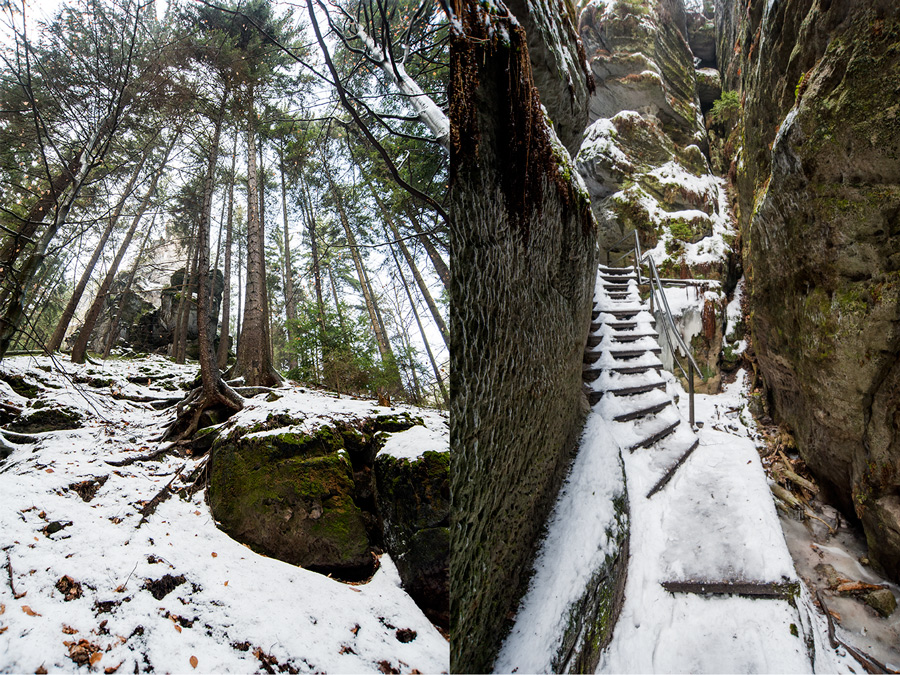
top-left (507, 0), bottom-right (593, 156)
top-left (375, 451), bottom-right (449, 627)
top-left (717, 0), bottom-right (900, 580)
top-left (208, 410), bottom-right (450, 626)
top-left (576, 0), bottom-right (739, 391)
top-left (450, 0), bottom-right (597, 669)
top-left (210, 426), bottom-right (375, 578)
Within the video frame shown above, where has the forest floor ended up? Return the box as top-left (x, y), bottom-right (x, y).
top-left (497, 368), bottom-right (899, 674)
top-left (0, 353), bottom-right (449, 674)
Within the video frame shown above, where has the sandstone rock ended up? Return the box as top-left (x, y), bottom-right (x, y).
top-left (209, 426), bottom-right (375, 579)
top-left (721, 0), bottom-right (900, 581)
top-left (686, 9), bottom-right (716, 67)
top-left (864, 589), bottom-right (897, 619)
top-left (507, 0), bottom-right (592, 155)
top-left (375, 450), bottom-right (449, 628)
top-left (695, 67), bottom-right (721, 108)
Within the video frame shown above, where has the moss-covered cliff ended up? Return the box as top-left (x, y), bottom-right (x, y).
top-left (716, 0), bottom-right (900, 580)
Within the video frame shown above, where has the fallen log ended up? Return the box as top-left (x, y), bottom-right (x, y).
top-left (137, 464), bottom-right (186, 527)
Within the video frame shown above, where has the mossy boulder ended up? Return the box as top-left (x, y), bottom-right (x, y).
top-left (6, 406), bottom-right (83, 434)
top-left (0, 373), bottom-right (40, 398)
top-left (375, 450), bottom-right (449, 628)
top-left (209, 427), bottom-right (375, 580)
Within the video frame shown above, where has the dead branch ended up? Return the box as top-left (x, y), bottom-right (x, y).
top-left (106, 443), bottom-right (180, 467)
top-left (137, 464), bottom-right (186, 527)
top-left (5, 550), bottom-right (26, 599)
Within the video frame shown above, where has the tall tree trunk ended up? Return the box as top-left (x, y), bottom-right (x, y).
top-left (327, 262), bottom-right (347, 336)
top-left (70, 132), bottom-right (178, 364)
top-left (172, 240), bottom-right (199, 364)
top-left (279, 144), bottom-right (298, 371)
top-left (0, 152), bottom-right (82, 278)
top-left (229, 91), bottom-right (280, 386)
top-left (47, 153), bottom-right (149, 352)
top-left (235, 222), bottom-right (244, 355)
top-left (195, 88), bottom-right (243, 414)
top-left (374, 192), bottom-right (448, 347)
top-left (301, 184), bottom-right (328, 340)
top-left (102, 212), bottom-right (156, 358)
top-left (217, 133), bottom-right (238, 370)
top-left (326, 170), bottom-right (393, 363)
top-left (389, 242), bottom-right (448, 407)
top-left (0, 116), bottom-right (115, 361)
top-left (169, 231), bottom-right (196, 361)
top-left (403, 202), bottom-right (449, 289)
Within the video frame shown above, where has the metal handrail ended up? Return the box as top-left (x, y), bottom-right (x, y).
top-left (601, 234), bottom-right (703, 426)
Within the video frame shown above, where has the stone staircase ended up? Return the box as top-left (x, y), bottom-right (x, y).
top-left (585, 266), bottom-right (805, 609)
top-left (584, 264), bottom-right (699, 497)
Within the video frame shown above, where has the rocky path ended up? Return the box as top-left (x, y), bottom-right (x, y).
top-left (496, 267), bottom-right (862, 673)
top-left (0, 354), bottom-right (447, 674)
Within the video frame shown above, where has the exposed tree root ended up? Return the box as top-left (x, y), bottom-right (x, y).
top-left (106, 443), bottom-right (181, 467)
top-left (160, 382), bottom-right (243, 444)
top-left (137, 464), bottom-right (186, 527)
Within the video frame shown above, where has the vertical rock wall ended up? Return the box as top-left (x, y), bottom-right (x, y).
top-left (449, 0), bottom-right (599, 670)
top-left (717, 0), bottom-right (900, 580)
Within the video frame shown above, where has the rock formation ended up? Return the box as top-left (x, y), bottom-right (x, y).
top-left (575, 0), bottom-right (740, 391)
top-left (715, 0), bottom-right (900, 580)
top-left (449, 0), bottom-right (599, 670)
top-left (208, 411), bottom-right (450, 626)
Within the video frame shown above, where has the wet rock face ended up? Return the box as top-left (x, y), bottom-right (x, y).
top-left (375, 451), bottom-right (449, 627)
top-left (450, 0), bottom-right (598, 670)
top-left (719, 0), bottom-right (900, 579)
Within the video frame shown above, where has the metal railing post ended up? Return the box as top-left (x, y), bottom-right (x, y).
top-left (688, 361), bottom-right (695, 428)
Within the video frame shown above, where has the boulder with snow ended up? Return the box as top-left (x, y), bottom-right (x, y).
top-left (375, 428), bottom-right (449, 627)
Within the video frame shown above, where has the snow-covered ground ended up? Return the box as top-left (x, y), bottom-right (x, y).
top-left (496, 359), bottom-right (874, 673)
top-left (0, 354), bottom-right (448, 674)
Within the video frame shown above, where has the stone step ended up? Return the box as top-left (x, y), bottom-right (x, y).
top-left (584, 351), bottom-right (602, 365)
top-left (610, 364), bottom-right (663, 374)
top-left (609, 380), bottom-right (667, 396)
top-left (629, 418), bottom-right (680, 452)
top-left (601, 276), bottom-right (634, 285)
top-left (606, 321), bottom-right (638, 330)
top-left (586, 335), bottom-right (603, 348)
top-left (598, 266), bottom-right (633, 276)
top-left (614, 400), bottom-right (670, 423)
top-left (583, 369), bottom-right (601, 383)
top-left (612, 332), bottom-right (658, 342)
top-left (597, 308), bottom-right (642, 319)
top-left (588, 390), bottom-right (603, 406)
top-left (609, 347), bottom-right (662, 359)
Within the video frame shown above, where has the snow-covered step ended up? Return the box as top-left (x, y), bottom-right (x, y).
top-left (610, 362), bottom-right (664, 375)
top-left (611, 332), bottom-right (659, 342)
top-left (607, 347), bottom-right (662, 360)
top-left (609, 380), bottom-right (667, 396)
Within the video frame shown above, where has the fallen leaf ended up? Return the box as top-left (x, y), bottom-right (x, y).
top-left (0, 626), bottom-right (7, 634)
top-left (174, 624), bottom-right (182, 633)
top-left (194, 511), bottom-right (200, 516)
top-left (35, 667), bottom-right (47, 674)
top-left (223, 581), bottom-right (228, 586)
top-left (90, 652), bottom-right (102, 666)
top-left (104, 662), bottom-right (123, 674)
top-left (828, 609), bottom-right (842, 622)
top-left (21, 605), bottom-right (40, 617)
top-left (211, 552), bottom-right (217, 558)
top-left (190, 655), bottom-right (198, 669)
top-left (0, 603), bottom-right (4, 615)
top-left (62, 625), bottom-right (77, 634)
